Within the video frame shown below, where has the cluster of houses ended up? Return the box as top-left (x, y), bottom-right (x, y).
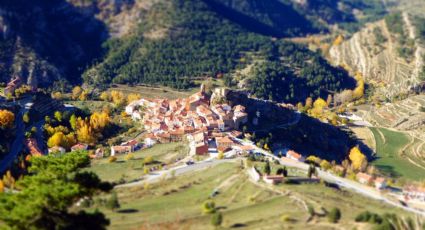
top-left (403, 186), bottom-right (425, 202)
top-left (356, 172), bottom-right (387, 190)
top-left (125, 85), bottom-right (249, 156)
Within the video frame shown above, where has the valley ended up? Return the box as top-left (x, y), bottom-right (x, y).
top-left (0, 0), bottom-right (425, 229)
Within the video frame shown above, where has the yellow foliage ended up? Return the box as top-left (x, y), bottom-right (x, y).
top-left (0, 110), bottom-right (15, 129)
top-left (127, 93), bottom-right (141, 104)
top-left (110, 90), bottom-right (126, 107)
top-left (320, 160), bottom-right (332, 171)
top-left (76, 120), bottom-right (97, 145)
top-left (2, 170), bottom-right (15, 189)
top-left (333, 34), bottom-right (344, 46)
top-left (306, 155), bottom-right (321, 164)
top-left (100, 92), bottom-right (110, 101)
top-left (0, 180), bottom-right (4, 193)
top-left (72, 86), bottom-right (82, 100)
top-left (349, 146), bottom-right (367, 171)
top-left (79, 90), bottom-right (88, 101)
top-left (47, 131), bottom-right (76, 149)
top-left (52, 92), bottom-right (62, 100)
top-left (90, 112), bottom-right (110, 132)
top-left (217, 152), bottom-right (224, 159)
top-left (305, 97), bottom-right (313, 109)
top-left (144, 156), bottom-right (154, 164)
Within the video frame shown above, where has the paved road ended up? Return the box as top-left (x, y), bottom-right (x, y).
top-left (0, 109), bottom-right (25, 174)
top-left (234, 137), bottom-right (425, 217)
top-left (117, 158), bottom-right (237, 188)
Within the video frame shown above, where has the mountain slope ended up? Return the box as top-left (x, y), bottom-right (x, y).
top-left (0, 0), bottom-right (109, 86)
top-left (329, 12), bottom-right (425, 99)
top-left (84, 0), bottom-right (358, 103)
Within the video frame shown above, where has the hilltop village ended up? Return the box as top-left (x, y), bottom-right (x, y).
top-left (125, 85), bottom-right (249, 155)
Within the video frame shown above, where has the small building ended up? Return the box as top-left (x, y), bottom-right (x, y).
top-left (263, 175), bottom-right (284, 185)
top-left (144, 137), bottom-right (157, 148)
top-left (71, 143), bottom-right (88, 152)
top-left (215, 136), bottom-right (234, 152)
top-left (403, 186), bottom-right (425, 202)
top-left (121, 139), bottom-right (140, 151)
top-left (94, 148), bottom-right (104, 158)
top-left (48, 146), bottom-right (66, 154)
top-left (189, 132), bottom-right (209, 155)
top-left (374, 177), bottom-right (387, 190)
top-left (111, 145), bottom-right (132, 156)
top-left (356, 172), bottom-right (373, 185)
top-left (286, 150), bottom-right (305, 162)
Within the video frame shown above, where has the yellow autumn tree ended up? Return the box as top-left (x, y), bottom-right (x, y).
top-left (51, 92), bottom-right (62, 100)
top-left (349, 146), bottom-right (367, 171)
top-left (333, 34), bottom-right (344, 46)
top-left (305, 97), bottom-right (313, 110)
top-left (76, 119), bottom-right (97, 145)
top-left (127, 93), bottom-right (141, 104)
top-left (47, 132), bottom-right (70, 149)
top-left (72, 86), bottom-right (83, 100)
top-left (0, 180), bottom-right (4, 193)
top-left (90, 112), bottom-right (110, 131)
top-left (0, 109), bottom-right (15, 129)
top-left (100, 92), bottom-right (110, 101)
top-left (79, 90), bottom-right (88, 101)
top-left (310, 98), bottom-right (327, 118)
top-left (2, 170), bottom-right (15, 189)
top-left (110, 90), bottom-right (126, 107)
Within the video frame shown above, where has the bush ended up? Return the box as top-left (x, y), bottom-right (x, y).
top-left (328, 207), bottom-right (341, 223)
top-left (124, 153), bottom-right (134, 161)
top-left (143, 156), bottom-right (154, 165)
top-left (108, 156), bottom-right (117, 163)
top-left (106, 192), bottom-right (120, 211)
top-left (202, 200), bottom-right (216, 214)
top-left (211, 212), bottom-right (222, 227)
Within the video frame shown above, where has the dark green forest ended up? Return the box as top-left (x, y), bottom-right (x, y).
top-left (85, 0), bottom-right (356, 102)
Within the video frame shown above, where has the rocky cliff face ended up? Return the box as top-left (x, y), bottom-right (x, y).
top-left (329, 13), bottom-right (424, 99)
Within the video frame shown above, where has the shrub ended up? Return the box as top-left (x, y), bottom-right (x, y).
top-left (328, 207), bottom-right (341, 223)
top-left (106, 192), bottom-right (120, 211)
top-left (125, 153), bottom-right (134, 161)
top-left (211, 212), bottom-right (222, 227)
top-left (144, 156), bottom-right (154, 165)
top-left (108, 156), bottom-right (117, 163)
top-left (202, 200), bottom-right (216, 214)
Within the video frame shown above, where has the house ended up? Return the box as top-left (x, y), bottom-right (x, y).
top-left (234, 145), bottom-right (255, 154)
top-left (286, 150), bottom-right (305, 162)
top-left (248, 167), bottom-right (261, 182)
top-left (233, 105), bottom-right (248, 129)
top-left (169, 129), bottom-right (185, 142)
top-left (71, 143), bottom-right (88, 151)
top-left (374, 177), bottom-right (387, 190)
top-left (111, 145), bottom-right (133, 156)
top-left (144, 137), bottom-right (157, 148)
top-left (121, 139), bottom-right (140, 151)
top-left (263, 175), bottom-right (284, 185)
top-left (48, 146), bottom-right (66, 154)
top-left (403, 186), bottom-right (425, 202)
top-left (94, 148), bottom-right (104, 158)
top-left (356, 172), bottom-right (373, 185)
top-left (215, 136), bottom-right (234, 152)
top-left (189, 132), bottom-right (209, 155)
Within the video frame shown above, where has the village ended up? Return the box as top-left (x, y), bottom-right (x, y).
top-left (121, 85), bottom-right (425, 209)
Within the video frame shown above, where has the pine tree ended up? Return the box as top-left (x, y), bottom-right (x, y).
top-left (106, 192), bottom-right (120, 211)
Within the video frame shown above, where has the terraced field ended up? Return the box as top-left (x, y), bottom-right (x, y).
top-left (369, 127), bottom-right (425, 181)
top-left (88, 163), bottom-right (413, 230)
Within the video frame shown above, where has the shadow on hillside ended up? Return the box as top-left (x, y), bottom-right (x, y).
top-left (0, 0), bottom-right (109, 85)
top-left (201, 0), bottom-right (320, 37)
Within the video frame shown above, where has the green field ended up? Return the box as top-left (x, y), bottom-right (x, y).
top-left (86, 143), bottom-right (189, 183)
top-left (370, 127), bottom-right (425, 181)
top-left (84, 162), bottom-right (412, 230)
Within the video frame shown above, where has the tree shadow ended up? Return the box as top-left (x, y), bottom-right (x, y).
top-left (201, 0), bottom-right (320, 38)
top-left (117, 209), bottom-right (138, 214)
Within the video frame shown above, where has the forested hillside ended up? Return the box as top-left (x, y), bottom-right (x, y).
top-left (0, 0), bottom-right (108, 86)
top-left (84, 0), bottom-right (359, 102)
